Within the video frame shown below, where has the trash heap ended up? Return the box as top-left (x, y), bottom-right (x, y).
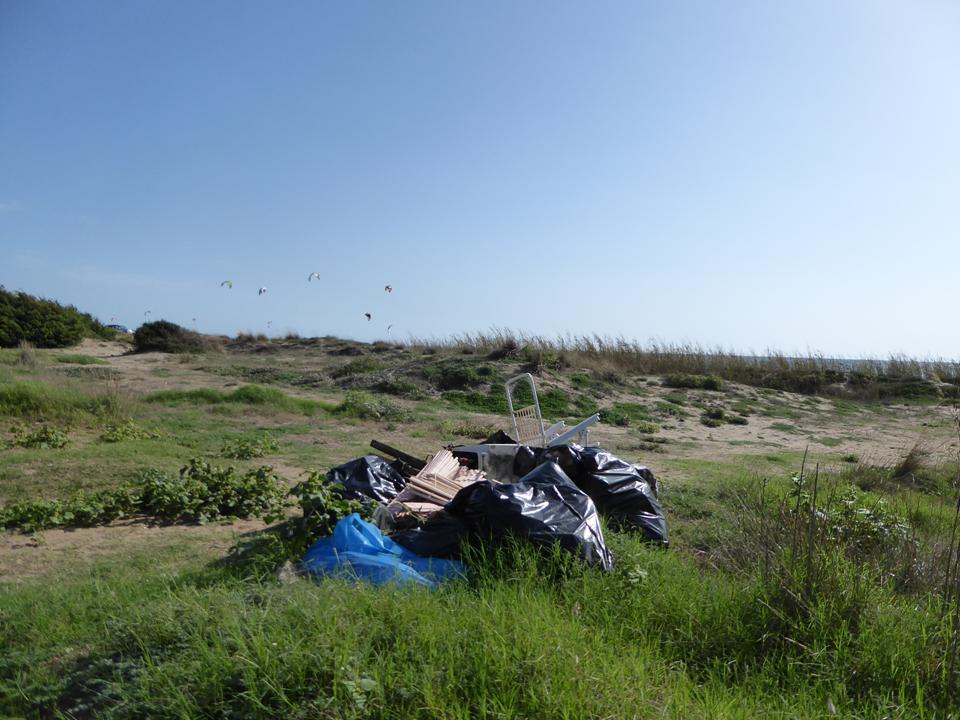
top-left (301, 437), bottom-right (668, 588)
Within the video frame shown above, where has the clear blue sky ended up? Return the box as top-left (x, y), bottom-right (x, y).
top-left (2, 1), bottom-right (958, 357)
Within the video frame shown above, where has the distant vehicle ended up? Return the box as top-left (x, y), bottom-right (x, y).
top-left (107, 324), bottom-right (133, 334)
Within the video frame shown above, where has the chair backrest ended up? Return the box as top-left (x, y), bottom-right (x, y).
top-left (505, 373), bottom-right (547, 446)
top-left (513, 405), bottom-right (545, 446)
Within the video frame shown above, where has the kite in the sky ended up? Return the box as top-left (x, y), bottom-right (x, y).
top-left (364, 313), bottom-right (372, 321)
top-left (387, 324), bottom-right (393, 333)
top-left (308, 272), bottom-right (321, 282)
top-left (144, 310), bottom-right (152, 318)
top-left (258, 287), bottom-right (268, 296)
top-left (221, 280), bottom-right (233, 288)
top-left (384, 285), bottom-right (393, 293)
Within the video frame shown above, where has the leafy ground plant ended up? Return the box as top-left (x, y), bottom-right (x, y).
top-left (0, 458), bottom-right (288, 531)
top-left (221, 435), bottom-right (279, 459)
top-left (5, 423), bottom-right (69, 449)
top-left (139, 459), bottom-right (288, 524)
top-left (99, 419), bottom-right (162, 443)
top-left (229, 471), bottom-right (368, 571)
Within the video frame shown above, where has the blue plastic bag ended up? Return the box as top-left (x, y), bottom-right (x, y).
top-left (302, 513), bottom-right (466, 588)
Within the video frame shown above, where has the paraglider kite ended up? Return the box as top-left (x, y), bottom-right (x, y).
top-left (220, 280), bottom-right (233, 289)
top-left (258, 287), bottom-right (267, 296)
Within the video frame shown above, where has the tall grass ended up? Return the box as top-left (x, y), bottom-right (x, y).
top-left (0, 377), bottom-right (131, 421)
top-left (405, 330), bottom-right (960, 399)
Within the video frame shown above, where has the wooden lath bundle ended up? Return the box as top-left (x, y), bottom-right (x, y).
top-left (389, 449), bottom-right (485, 518)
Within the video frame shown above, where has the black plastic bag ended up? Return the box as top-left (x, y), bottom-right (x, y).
top-left (482, 429), bottom-right (516, 445)
top-left (512, 445), bottom-right (539, 477)
top-left (541, 445), bottom-right (667, 545)
top-left (326, 455), bottom-right (407, 504)
top-left (391, 511), bottom-right (471, 560)
top-left (446, 462), bottom-right (613, 570)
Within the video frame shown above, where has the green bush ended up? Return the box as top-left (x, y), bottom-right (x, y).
top-left (0, 287), bottom-right (116, 348)
top-left (133, 321), bottom-right (216, 354)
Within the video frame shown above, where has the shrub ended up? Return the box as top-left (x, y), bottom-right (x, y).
top-left (421, 361), bottom-right (495, 391)
top-left (133, 321), bottom-right (216, 354)
top-left (663, 373), bottom-right (725, 391)
top-left (0, 287), bottom-right (116, 348)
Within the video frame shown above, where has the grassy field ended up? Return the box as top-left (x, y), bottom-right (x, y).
top-left (2, 337), bottom-right (960, 718)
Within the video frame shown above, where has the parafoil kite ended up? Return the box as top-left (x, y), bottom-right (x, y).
top-left (258, 287), bottom-right (267, 296)
top-left (364, 313), bottom-right (372, 321)
top-left (308, 272), bottom-right (321, 282)
top-left (221, 280), bottom-right (233, 288)
top-left (384, 285), bottom-right (393, 293)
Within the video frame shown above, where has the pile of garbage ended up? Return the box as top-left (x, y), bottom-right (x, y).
top-left (300, 437), bottom-right (668, 588)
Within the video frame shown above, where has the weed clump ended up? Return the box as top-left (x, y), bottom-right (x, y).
top-left (229, 472), bottom-right (369, 571)
top-left (333, 391), bottom-right (411, 421)
top-left (99, 419), bottom-right (162, 443)
top-left (221, 435), bottom-right (279, 459)
top-left (330, 358), bottom-right (387, 379)
top-left (4, 423), bottom-right (69, 449)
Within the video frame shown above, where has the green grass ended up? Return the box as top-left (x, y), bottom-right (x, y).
top-left (54, 353), bottom-right (109, 365)
top-left (146, 384), bottom-right (334, 415)
top-left (1, 530), bottom-right (954, 719)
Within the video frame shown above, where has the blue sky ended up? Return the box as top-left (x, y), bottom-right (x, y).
top-left (1, 1), bottom-right (958, 357)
